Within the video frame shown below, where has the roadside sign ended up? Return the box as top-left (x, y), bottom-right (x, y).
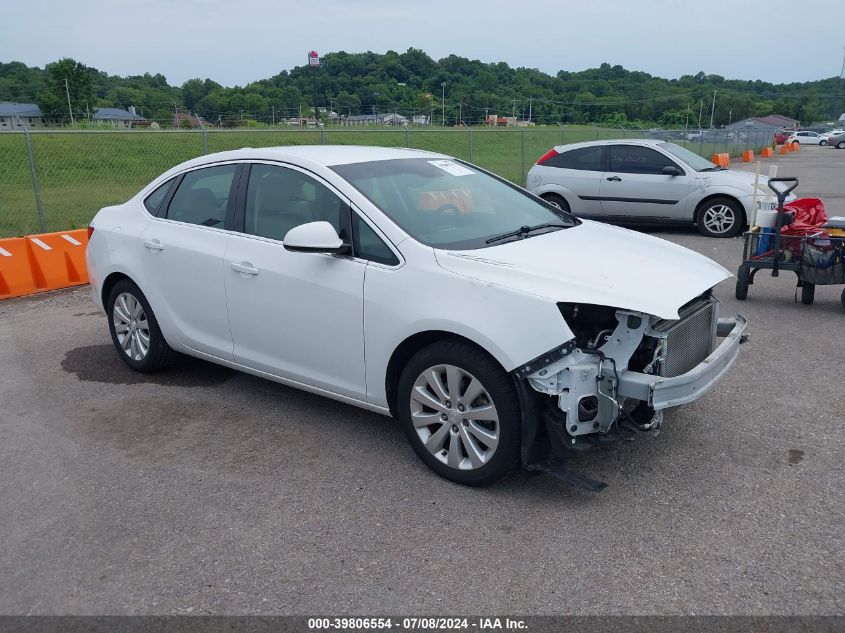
top-left (308, 51), bottom-right (320, 67)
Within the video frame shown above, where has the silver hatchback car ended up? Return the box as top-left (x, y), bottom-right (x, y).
top-left (526, 139), bottom-right (776, 237)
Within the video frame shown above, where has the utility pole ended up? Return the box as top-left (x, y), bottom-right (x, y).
top-left (698, 99), bottom-right (703, 129)
top-left (528, 98), bottom-right (532, 124)
top-left (174, 102), bottom-right (179, 127)
top-left (64, 78), bottom-right (74, 124)
top-left (271, 105), bottom-right (275, 125)
top-left (840, 46), bottom-right (845, 90)
top-left (441, 82), bottom-right (446, 126)
top-left (685, 102), bottom-right (690, 132)
top-left (458, 101), bottom-right (462, 126)
top-left (709, 89), bottom-right (716, 128)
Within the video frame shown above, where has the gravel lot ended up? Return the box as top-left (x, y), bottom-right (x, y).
top-left (1, 146), bottom-right (843, 616)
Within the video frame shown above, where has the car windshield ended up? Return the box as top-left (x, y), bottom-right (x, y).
top-left (331, 158), bottom-right (578, 249)
top-left (658, 142), bottom-right (719, 171)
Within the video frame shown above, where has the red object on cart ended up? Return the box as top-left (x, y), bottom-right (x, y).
top-left (781, 198), bottom-right (829, 253)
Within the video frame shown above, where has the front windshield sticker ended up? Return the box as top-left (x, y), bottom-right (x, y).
top-left (428, 159), bottom-right (476, 177)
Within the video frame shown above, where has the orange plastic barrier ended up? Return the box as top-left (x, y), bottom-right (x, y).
top-left (742, 150), bottom-right (754, 162)
top-left (710, 153), bottom-right (729, 167)
top-left (779, 144), bottom-right (790, 155)
top-left (0, 229), bottom-right (89, 300)
top-left (0, 238), bottom-right (38, 298)
top-left (760, 147), bottom-right (774, 158)
top-left (791, 141), bottom-right (799, 152)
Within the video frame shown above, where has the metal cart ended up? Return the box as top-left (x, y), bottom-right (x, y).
top-left (735, 177), bottom-right (845, 309)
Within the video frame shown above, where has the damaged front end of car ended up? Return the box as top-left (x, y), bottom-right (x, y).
top-left (514, 292), bottom-right (749, 492)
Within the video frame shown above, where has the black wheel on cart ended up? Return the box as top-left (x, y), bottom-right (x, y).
top-left (735, 266), bottom-right (750, 300)
top-left (801, 282), bottom-right (815, 305)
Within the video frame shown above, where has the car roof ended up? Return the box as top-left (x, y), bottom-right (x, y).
top-left (551, 138), bottom-right (671, 152)
top-left (177, 145), bottom-right (448, 170)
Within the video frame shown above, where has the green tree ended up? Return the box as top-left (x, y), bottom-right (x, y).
top-left (37, 57), bottom-right (94, 121)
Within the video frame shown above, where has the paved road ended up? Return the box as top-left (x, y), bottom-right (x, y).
top-left (1, 146), bottom-right (843, 616)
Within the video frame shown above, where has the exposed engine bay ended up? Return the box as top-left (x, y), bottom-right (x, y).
top-left (514, 292), bottom-right (747, 487)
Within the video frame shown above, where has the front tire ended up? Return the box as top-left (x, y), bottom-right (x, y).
top-left (837, 141), bottom-right (845, 150)
top-left (696, 197), bottom-right (744, 238)
top-left (397, 340), bottom-right (521, 486)
top-left (107, 279), bottom-right (174, 372)
top-left (820, 140), bottom-right (828, 146)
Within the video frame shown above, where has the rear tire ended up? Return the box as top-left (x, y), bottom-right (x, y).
top-left (107, 279), bottom-right (174, 372)
top-left (801, 282), bottom-right (815, 305)
top-left (735, 266), bottom-right (750, 300)
top-left (397, 340), bottom-right (521, 486)
top-left (541, 193), bottom-right (571, 213)
top-left (837, 141), bottom-right (845, 149)
top-left (820, 140), bottom-right (828, 146)
top-left (696, 197), bottom-right (744, 238)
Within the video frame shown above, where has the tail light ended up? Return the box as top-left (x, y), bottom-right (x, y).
top-left (536, 148), bottom-right (558, 165)
top-left (87, 225), bottom-right (95, 239)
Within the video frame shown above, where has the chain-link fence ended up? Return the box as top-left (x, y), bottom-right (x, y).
top-left (0, 125), bottom-right (776, 237)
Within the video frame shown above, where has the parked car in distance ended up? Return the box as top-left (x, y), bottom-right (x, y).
top-left (525, 139), bottom-right (794, 237)
top-left (774, 130), bottom-right (792, 144)
top-left (786, 130), bottom-right (827, 145)
top-left (826, 132), bottom-right (845, 149)
top-left (86, 146), bottom-right (748, 488)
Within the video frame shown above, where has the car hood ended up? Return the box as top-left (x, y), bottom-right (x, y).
top-left (696, 168), bottom-right (761, 193)
top-left (433, 221), bottom-right (731, 320)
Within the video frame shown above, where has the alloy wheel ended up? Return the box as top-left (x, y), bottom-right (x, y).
top-left (702, 204), bottom-right (736, 235)
top-left (409, 364), bottom-right (499, 470)
top-left (112, 292), bottom-right (150, 361)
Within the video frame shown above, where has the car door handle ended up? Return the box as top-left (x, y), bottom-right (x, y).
top-left (231, 261), bottom-right (259, 276)
top-left (143, 239), bottom-right (164, 251)
top-left (606, 176), bottom-right (622, 182)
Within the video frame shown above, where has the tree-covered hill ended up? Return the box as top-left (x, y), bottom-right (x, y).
top-left (1, 48), bottom-right (842, 126)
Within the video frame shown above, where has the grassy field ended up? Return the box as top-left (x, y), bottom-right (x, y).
top-left (0, 126), bottom-right (755, 237)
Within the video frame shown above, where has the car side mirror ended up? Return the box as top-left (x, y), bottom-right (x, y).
top-left (662, 165), bottom-right (681, 176)
top-left (283, 221), bottom-right (349, 254)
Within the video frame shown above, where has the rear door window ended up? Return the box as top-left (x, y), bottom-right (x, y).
top-left (165, 164), bottom-right (238, 227)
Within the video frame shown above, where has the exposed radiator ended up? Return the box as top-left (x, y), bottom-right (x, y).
top-left (652, 298), bottom-right (717, 378)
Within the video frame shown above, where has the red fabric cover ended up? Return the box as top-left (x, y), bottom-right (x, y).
top-left (780, 198), bottom-right (828, 252)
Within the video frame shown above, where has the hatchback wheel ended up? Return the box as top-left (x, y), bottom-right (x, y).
top-left (107, 279), bottom-right (173, 372)
top-left (696, 197), bottom-right (743, 238)
top-left (397, 340), bottom-right (520, 486)
top-left (541, 193), bottom-right (571, 213)
top-left (838, 141), bottom-right (845, 149)
top-left (820, 140), bottom-right (828, 146)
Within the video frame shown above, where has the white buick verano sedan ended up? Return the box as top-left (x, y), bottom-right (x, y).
top-left (87, 146), bottom-right (747, 489)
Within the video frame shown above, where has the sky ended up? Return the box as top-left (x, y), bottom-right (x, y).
top-left (1, 0), bottom-right (844, 87)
